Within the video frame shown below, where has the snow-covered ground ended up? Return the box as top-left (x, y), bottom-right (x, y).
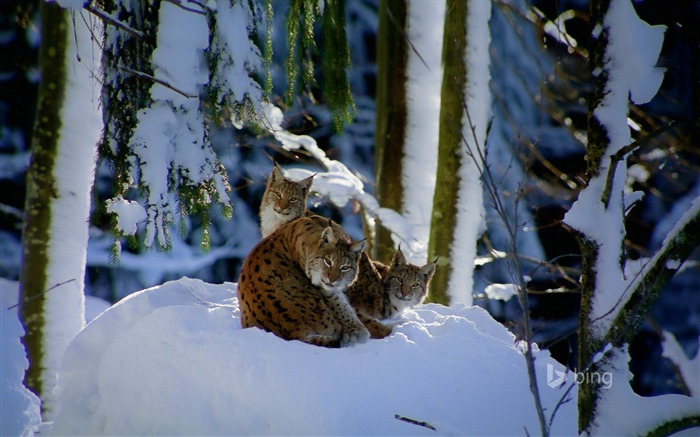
top-left (3, 277), bottom-right (580, 436)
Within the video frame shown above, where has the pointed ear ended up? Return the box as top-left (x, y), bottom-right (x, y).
top-left (321, 226), bottom-right (337, 245)
top-left (298, 173), bottom-right (314, 192)
top-left (420, 262), bottom-right (436, 280)
top-left (351, 239), bottom-right (367, 254)
top-left (271, 164), bottom-right (284, 181)
top-left (392, 246), bottom-right (407, 267)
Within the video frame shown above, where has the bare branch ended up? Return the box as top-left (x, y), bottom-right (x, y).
top-left (459, 94), bottom-right (550, 437)
top-left (394, 414), bottom-right (436, 431)
top-left (118, 66), bottom-right (198, 99)
top-left (601, 120), bottom-right (676, 208)
top-left (163, 0), bottom-right (206, 15)
top-left (85, 4), bottom-right (145, 39)
top-left (8, 279), bottom-right (77, 310)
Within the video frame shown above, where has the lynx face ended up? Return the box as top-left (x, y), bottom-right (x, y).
top-left (259, 165), bottom-right (313, 238)
top-left (306, 226), bottom-right (366, 294)
top-left (384, 248), bottom-right (436, 313)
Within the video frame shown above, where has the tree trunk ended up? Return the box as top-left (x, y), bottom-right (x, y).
top-left (20, 3), bottom-right (101, 417)
top-left (576, 0), bottom-right (611, 431)
top-left (427, 0), bottom-right (489, 305)
top-left (19, 0), bottom-right (67, 408)
top-left (427, 0), bottom-right (467, 305)
top-left (374, 0), bottom-right (409, 263)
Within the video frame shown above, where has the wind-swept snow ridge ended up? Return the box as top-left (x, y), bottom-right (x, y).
top-left (47, 277), bottom-right (577, 436)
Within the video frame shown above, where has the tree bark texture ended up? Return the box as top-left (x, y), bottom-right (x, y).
top-left (426, 0), bottom-right (468, 305)
top-left (374, 0), bottom-right (408, 263)
top-left (19, 0), bottom-right (67, 409)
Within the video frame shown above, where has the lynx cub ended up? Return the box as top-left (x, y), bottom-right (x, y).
top-left (259, 165), bottom-right (314, 238)
top-left (238, 215), bottom-right (369, 347)
top-left (346, 247), bottom-right (435, 337)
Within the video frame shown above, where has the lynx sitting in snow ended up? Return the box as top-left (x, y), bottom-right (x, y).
top-left (238, 215), bottom-right (369, 347)
top-left (346, 247), bottom-right (436, 338)
top-left (259, 165), bottom-right (314, 238)
top-left (254, 165), bottom-right (436, 341)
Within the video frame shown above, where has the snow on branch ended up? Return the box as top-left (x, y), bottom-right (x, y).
top-left (606, 198), bottom-right (700, 345)
top-left (661, 331), bottom-right (699, 398)
top-left (258, 104), bottom-right (423, 254)
top-left (207, 0), bottom-right (267, 126)
top-left (107, 1), bottom-right (232, 253)
top-left (562, 0), bottom-right (667, 336)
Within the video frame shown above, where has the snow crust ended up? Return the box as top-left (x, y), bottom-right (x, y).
top-left (42, 277), bottom-right (577, 436)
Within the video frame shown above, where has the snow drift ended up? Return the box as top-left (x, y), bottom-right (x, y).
top-left (43, 277), bottom-right (577, 435)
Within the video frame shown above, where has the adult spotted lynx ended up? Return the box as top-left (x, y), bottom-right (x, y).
top-left (238, 215), bottom-right (368, 347)
top-left (346, 247), bottom-right (436, 338)
top-left (259, 165), bottom-right (313, 238)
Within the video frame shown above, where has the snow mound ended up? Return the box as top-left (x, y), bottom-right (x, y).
top-left (1, 279), bottom-right (41, 437)
top-left (47, 277), bottom-right (577, 435)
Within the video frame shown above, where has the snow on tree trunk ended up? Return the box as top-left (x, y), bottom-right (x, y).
top-left (558, 1), bottom-right (700, 434)
top-left (399, 0), bottom-right (445, 266)
top-left (19, 3), bottom-right (102, 418)
top-left (374, 0), bottom-right (409, 263)
top-left (427, 0), bottom-right (490, 305)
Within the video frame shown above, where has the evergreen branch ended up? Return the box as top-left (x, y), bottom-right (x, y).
top-left (85, 4), bottom-right (144, 38)
top-left (117, 66), bottom-right (198, 99)
top-left (601, 120), bottom-right (675, 208)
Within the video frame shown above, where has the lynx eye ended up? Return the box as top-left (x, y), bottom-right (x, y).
top-left (391, 277), bottom-right (403, 285)
top-left (289, 197), bottom-right (299, 202)
top-left (322, 258), bottom-right (332, 267)
top-left (272, 191), bottom-right (282, 199)
top-left (340, 265), bottom-right (352, 272)
top-left (412, 283), bottom-right (421, 289)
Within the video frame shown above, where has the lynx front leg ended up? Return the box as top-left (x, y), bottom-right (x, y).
top-left (325, 292), bottom-right (370, 345)
top-left (356, 310), bottom-right (393, 339)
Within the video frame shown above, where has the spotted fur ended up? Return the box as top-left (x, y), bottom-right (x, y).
top-left (238, 215), bottom-right (368, 347)
top-left (346, 247), bottom-right (436, 337)
top-left (259, 165), bottom-right (313, 238)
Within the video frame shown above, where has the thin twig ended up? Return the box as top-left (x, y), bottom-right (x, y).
top-left (601, 120), bottom-right (675, 207)
top-left (118, 66), bottom-right (198, 99)
top-left (394, 414), bottom-right (437, 431)
top-left (460, 94), bottom-right (550, 437)
top-left (163, 0), bottom-right (206, 15)
top-left (7, 279), bottom-right (77, 310)
top-left (85, 4), bottom-right (145, 39)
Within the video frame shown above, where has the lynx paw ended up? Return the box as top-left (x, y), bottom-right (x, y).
top-left (342, 325), bottom-right (370, 345)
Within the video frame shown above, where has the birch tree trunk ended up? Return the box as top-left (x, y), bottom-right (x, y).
top-left (20, 3), bottom-right (101, 417)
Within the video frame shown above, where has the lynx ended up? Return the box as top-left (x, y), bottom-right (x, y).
top-left (346, 247), bottom-right (436, 337)
top-left (238, 215), bottom-right (369, 347)
top-left (259, 165), bottom-right (314, 238)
